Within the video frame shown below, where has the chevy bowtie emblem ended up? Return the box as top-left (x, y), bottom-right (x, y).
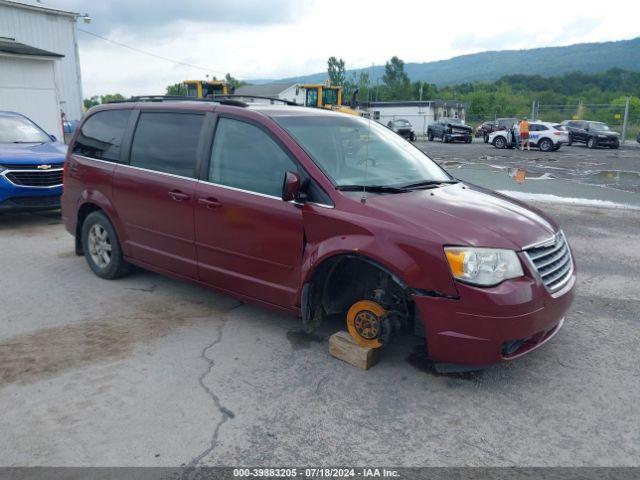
top-left (37, 164), bottom-right (52, 170)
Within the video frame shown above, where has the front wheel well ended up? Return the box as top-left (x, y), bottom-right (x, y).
top-left (75, 203), bottom-right (103, 255)
top-left (301, 254), bottom-right (414, 333)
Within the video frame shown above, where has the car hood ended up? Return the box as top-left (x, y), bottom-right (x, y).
top-left (0, 142), bottom-right (67, 165)
top-left (358, 183), bottom-right (557, 250)
top-left (592, 129), bottom-right (619, 137)
top-left (448, 123), bottom-right (472, 130)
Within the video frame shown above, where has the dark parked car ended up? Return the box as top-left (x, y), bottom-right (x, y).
top-left (0, 111), bottom-right (66, 213)
top-left (475, 121), bottom-right (497, 140)
top-left (636, 131), bottom-right (640, 143)
top-left (62, 99), bottom-right (575, 366)
top-left (387, 119), bottom-right (415, 141)
top-left (428, 117), bottom-right (472, 143)
top-left (562, 120), bottom-right (620, 149)
top-left (476, 118), bottom-right (518, 142)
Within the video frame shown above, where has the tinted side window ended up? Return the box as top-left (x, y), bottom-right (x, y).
top-left (209, 117), bottom-right (297, 197)
top-left (72, 110), bottom-right (130, 162)
top-left (130, 112), bottom-right (204, 178)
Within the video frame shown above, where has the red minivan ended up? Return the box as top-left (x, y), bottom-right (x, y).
top-left (61, 99), bottom-right (575, 366)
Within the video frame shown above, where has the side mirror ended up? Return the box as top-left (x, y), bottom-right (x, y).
top-left (282, 171), bottom-right (301, 202)
top-left (49, 134), bottom-right (57, 142)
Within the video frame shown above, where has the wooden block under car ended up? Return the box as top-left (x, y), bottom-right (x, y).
top-left (329, 331), bottom-right (380, 370)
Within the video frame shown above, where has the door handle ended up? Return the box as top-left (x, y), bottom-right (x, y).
top-left (198, 197), bottom-right (222, 209)
top-left (168, 190), bottom-right (190, 202)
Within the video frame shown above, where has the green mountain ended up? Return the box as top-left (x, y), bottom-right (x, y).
top-left (250, 37), bottom-right (640, 86)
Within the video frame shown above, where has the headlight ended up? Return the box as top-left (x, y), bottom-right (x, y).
top-left (444, 247), bottom-right (524, 286)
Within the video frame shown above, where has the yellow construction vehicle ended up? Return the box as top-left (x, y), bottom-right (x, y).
top-left (183, 80), bottom-right (229, 99)
top-left (297, 82), bottom-right (362, 116)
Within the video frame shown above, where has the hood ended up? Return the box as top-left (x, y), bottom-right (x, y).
top-left (357, 183), bottom-right (557, 250)
top-left (0, 142), bottom-right (67, 166)
top-left (593, 129), bottom-right (619, 137)
top-left (448, 123), bottom-right (472, 131)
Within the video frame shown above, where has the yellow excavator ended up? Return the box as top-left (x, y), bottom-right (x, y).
top-left (183, 80), bottom-right (230, 99)
top-left (297, 82), bottom-right (362, 116)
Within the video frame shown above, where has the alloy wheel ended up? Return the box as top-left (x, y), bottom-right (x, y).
top-left (88, 223), bottom-right (112, 268)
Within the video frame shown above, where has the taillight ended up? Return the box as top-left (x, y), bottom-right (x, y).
top-left (553, 132), bottom-right (562, 136)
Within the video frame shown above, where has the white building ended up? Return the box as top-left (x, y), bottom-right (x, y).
top-left (363, 100), bottom-right (467, 137)
top-left (234, 83), bottom-right (301, 104)
top-left (0, 0), bottom-right (85, 137)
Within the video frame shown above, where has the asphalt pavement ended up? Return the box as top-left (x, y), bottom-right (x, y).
top-left (0, 196), bottom-right (639, 466)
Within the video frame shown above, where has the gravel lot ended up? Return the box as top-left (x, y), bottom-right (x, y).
top-left (0, 145), bottom-right (639, 467)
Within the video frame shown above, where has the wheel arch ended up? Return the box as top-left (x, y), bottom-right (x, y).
top-left (74, 191), bottom-right (125, 255)
top-left (299, 252), bottom-right (414, 333)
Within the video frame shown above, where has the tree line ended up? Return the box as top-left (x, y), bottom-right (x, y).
top-left (327, 56), bottom-right (640, 126)
top-left (83, 59), bottom-right (639, 129)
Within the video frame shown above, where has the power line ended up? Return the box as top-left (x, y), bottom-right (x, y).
top-left (77, 28), bottom-right (225, 76)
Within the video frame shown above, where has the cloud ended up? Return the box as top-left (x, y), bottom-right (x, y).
top-left (48, 0), bottom-right (309, 34)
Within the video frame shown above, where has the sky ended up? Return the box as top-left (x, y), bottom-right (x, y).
top-left (42, 0), bottom-right (640, 98)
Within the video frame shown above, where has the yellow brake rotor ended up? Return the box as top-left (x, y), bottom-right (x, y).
top-left (346, 300), bottom-right (386, 349)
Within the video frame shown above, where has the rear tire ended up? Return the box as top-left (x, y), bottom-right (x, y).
top-left (610, 139), bottom-right (620, 149)
top-left (483, 134), bottom-right (489, 143)
top-left (539, 138), bottom-right (553, 152)
top-left (81, 211), bottom-right (130, 279)
top-left (428, 131), bottom-right (434, 141)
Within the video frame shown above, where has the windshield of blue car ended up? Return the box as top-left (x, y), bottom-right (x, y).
top-left (0, 115), bottom-right (52, 143)
top-left (275, 114), bottom-right (452, 188)
top-left (588, 122), bottom-right (610, 131)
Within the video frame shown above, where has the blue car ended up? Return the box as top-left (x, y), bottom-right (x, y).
top-left (0, 111), bottom-right (67, 213)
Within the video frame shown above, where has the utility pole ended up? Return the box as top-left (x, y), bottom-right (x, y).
top-left (531, 101), bottom-right (536, 120)
top-left (621, 97), bottom-right (630, 144)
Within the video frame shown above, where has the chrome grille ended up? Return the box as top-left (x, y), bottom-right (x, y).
top-left (4, 168), bottom-right (63, 187)
top-left (524, 231), bottom-right (573, 292)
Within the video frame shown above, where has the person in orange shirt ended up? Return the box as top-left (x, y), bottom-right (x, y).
top-left (519, 116), bottom-right (530, 151)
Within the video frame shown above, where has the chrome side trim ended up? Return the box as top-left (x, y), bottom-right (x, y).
top-left (197, 179), bottom-right (281, 200)
top-left (73, 154), bottom-right (335, 208)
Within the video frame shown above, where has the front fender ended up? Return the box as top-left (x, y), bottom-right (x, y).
top-left (298, 205), bottom-right (459, 300)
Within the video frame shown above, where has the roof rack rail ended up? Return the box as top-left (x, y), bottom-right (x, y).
top-left (107, 95), bottom-right (249, 107)
top-left (215, 94), bottom-right (299, 106)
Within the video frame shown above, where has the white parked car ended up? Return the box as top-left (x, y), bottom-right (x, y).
top-left (489, 121), bottom-right (569, 151)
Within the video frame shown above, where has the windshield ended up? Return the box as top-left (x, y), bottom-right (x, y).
top-left (446, 118), bottom-right (463, 125)
top-left (322, 88), bottom-right (339, 105)
top-left (589, 122), bottom-right (610, 131)
top-left (0, 115), bottom-right (52, 143)
top-left (391, 120), bottom-right (410, 126)
top-left (185, 83), bottom-right (198, 98)
top-left (275, 115), bottom-right (451, 188)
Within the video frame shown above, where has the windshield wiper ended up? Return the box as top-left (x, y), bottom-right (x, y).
top-left (336, 184), bottom-right (406, 194)
top-left (400, 180), bottom-right (459, 190)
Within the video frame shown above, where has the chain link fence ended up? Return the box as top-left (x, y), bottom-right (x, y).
top-left (535, 100), bottom-right (638, 142)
